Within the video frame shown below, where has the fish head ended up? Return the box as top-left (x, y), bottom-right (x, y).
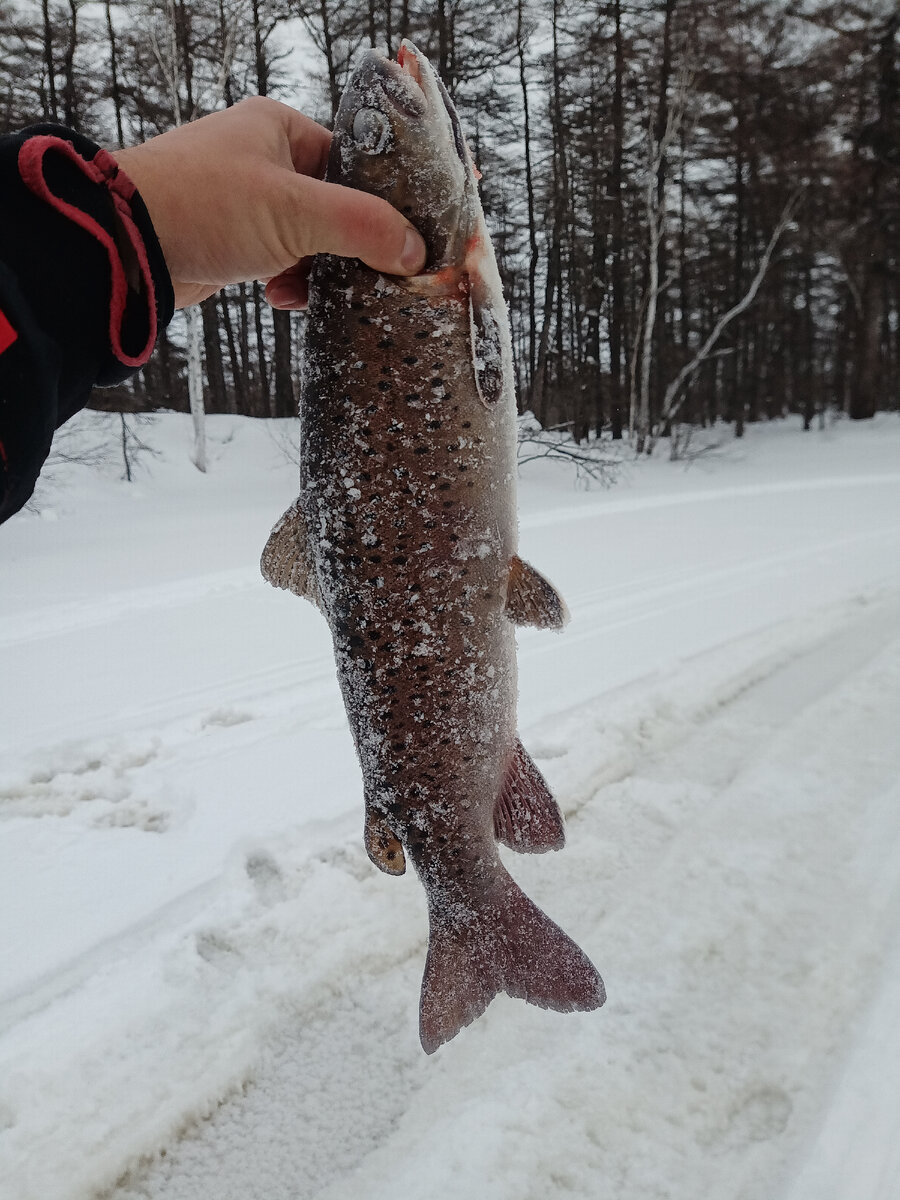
top-left (328, 40), bottom-right (479, 271)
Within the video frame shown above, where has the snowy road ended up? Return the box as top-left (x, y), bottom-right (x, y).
top-left (1, 414), bottom-right (899, 1199)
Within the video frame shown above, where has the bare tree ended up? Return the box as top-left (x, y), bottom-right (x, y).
top-left (630, 67), bottom-right (690, 453)
top-left (650, 189), bottom-right (804, 454)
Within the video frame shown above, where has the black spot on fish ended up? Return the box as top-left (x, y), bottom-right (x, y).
top-left (403, 355), bottom-right (418, 366)
top-left (405, 393), bottom-right (421, 402)
top-left (378, 336), bottom-right (394, 349)
top-left (378, 381), bottom-right (392, 392)
top-left (431, 378), bottom-right (444, 388)
top-left (438, 481), bottom-right (452, 491)
top-left (350, 300), bottom-right (365, 310)
top-left (462, 421), bottom-right (471, 429)
top-left (458, 464), bottom-right (468, 471)
top-left (415, 330), bottom-right (429, 340)
top-left (358, 316), bottom-right (373, 325)
top-left (426, 419), bottom-right (442, 430)
top-left (414, 446), bottom-right (429, 455)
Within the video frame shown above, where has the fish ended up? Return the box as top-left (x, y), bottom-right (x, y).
top-left (261, 40), bottom-right (605, 1053)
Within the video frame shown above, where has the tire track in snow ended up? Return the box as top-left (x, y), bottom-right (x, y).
top-left (519, 471), bottom-right (900, 531)
top-left (0, 567), bottom-right (263, 651)
top-left (87, 591), bottom-right (900, 1200)
top-left (8, 513), bottom-right (900, 760)
top-left (5, 469), bottom-right (900, 652)
top-left (523, 521), bottom-right (900, 658)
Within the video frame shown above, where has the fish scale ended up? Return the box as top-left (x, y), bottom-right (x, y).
top-left (262, 40), bottom-right (604, 1052)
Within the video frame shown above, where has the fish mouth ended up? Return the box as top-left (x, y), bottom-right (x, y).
top-left (397, 41), bottom-right (424, 92)
top-left (367, 41), bottom-right (469, 168)
top-left (363, 46), bottom-right (427, 118)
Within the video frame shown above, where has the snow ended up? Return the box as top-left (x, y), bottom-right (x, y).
top-left (1, 411), bottom-right (900, 1199)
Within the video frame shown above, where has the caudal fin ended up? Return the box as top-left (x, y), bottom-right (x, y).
top-left (419, 868), bottom-right (605, 1053)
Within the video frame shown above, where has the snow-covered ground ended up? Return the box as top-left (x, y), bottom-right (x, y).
top-left (1, 412), bottom-right (899, 1200)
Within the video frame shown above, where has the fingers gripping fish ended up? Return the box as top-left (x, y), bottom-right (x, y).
top-left (262, 41), bottom-right (605, 1053)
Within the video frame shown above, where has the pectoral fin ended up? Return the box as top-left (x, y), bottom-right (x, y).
top-left (260, 499), bottom-right (320, 607)
top-left (468, 271), bottom-right (505, 408)
top-left (505, 555), bottom-right (568, 629)
top-left (365, 807), bottom-right (406, 876)
top-left (494, 739), bottom-right (565, 852)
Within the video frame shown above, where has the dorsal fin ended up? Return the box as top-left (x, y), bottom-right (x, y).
top-left (493, 739), bottom-right (565, 852)
top-left (260, 499), bottom-right (320, 607)
top-left (505, 555), bottom-right (568, 629)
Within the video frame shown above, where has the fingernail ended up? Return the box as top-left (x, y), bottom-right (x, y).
top-left (400, 228), bottom-right (426, 274)
top-left (268, 280), bottom-right (302, 309)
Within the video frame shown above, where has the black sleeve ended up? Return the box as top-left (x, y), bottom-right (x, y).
top-left (0, 124), bottom-right (175, 525)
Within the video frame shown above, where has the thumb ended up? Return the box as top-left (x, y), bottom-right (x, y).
top-left (286, 174), bottom-right (427, 276)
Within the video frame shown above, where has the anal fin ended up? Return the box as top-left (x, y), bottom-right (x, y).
top-left (260, 498), bottom-right (320, 607)
top-left (493, 739), bottom-right (565, 853)
top-left (365, 806), bottom-right (406, 876)
top-left (505, 555), bottom-right (568, 629)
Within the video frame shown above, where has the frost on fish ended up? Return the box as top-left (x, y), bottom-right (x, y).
top-left (261, 39), bottom-right (604, 1052)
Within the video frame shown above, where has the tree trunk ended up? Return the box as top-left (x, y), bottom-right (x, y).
top-left (201, 296), bottom-right (229, 413)
top-left (516, 0), bottom-right (538, 405)
top-left (608, 0), bottom-right (625, 440)
top-left (272, 309), bottom-right (295, 417)
top-left (40, 0), bottom-right (58, 120)
top-left (185, 305), bottom-right (207, 471)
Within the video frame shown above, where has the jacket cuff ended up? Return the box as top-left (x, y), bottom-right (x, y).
top-left (0, 124), bottom-right (175, 523)
top-left (0, 123), bottom-right (174, 420)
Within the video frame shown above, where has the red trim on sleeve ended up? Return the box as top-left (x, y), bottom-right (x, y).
top-left (0, 438), bottom-right (8, 470)
top-left (17, 136), bottom-right (157, 369)
top-left (0, 308), bottom-right (17, 356)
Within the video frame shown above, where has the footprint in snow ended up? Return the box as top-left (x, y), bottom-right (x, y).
top-left (245, 851), bottom-right (287, 905)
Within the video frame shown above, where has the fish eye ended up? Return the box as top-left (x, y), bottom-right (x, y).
top-left (352, 107), bottom-right (392, 153)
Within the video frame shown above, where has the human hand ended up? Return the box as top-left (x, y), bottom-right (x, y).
top-left (111, 96), bottom-right (427, 310)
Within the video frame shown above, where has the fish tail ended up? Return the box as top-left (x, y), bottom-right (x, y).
top-left (418, 866), bottom-right (605, 1053)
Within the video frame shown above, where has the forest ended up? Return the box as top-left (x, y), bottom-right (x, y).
top-left (2, 0), bottom-right (899, 450)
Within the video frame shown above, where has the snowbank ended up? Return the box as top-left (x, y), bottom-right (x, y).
top-left (1, 413), bottom-right (899, 1200)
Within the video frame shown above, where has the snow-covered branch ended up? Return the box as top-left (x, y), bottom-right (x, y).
top-left (651, 188), bottom-right (805, 449)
